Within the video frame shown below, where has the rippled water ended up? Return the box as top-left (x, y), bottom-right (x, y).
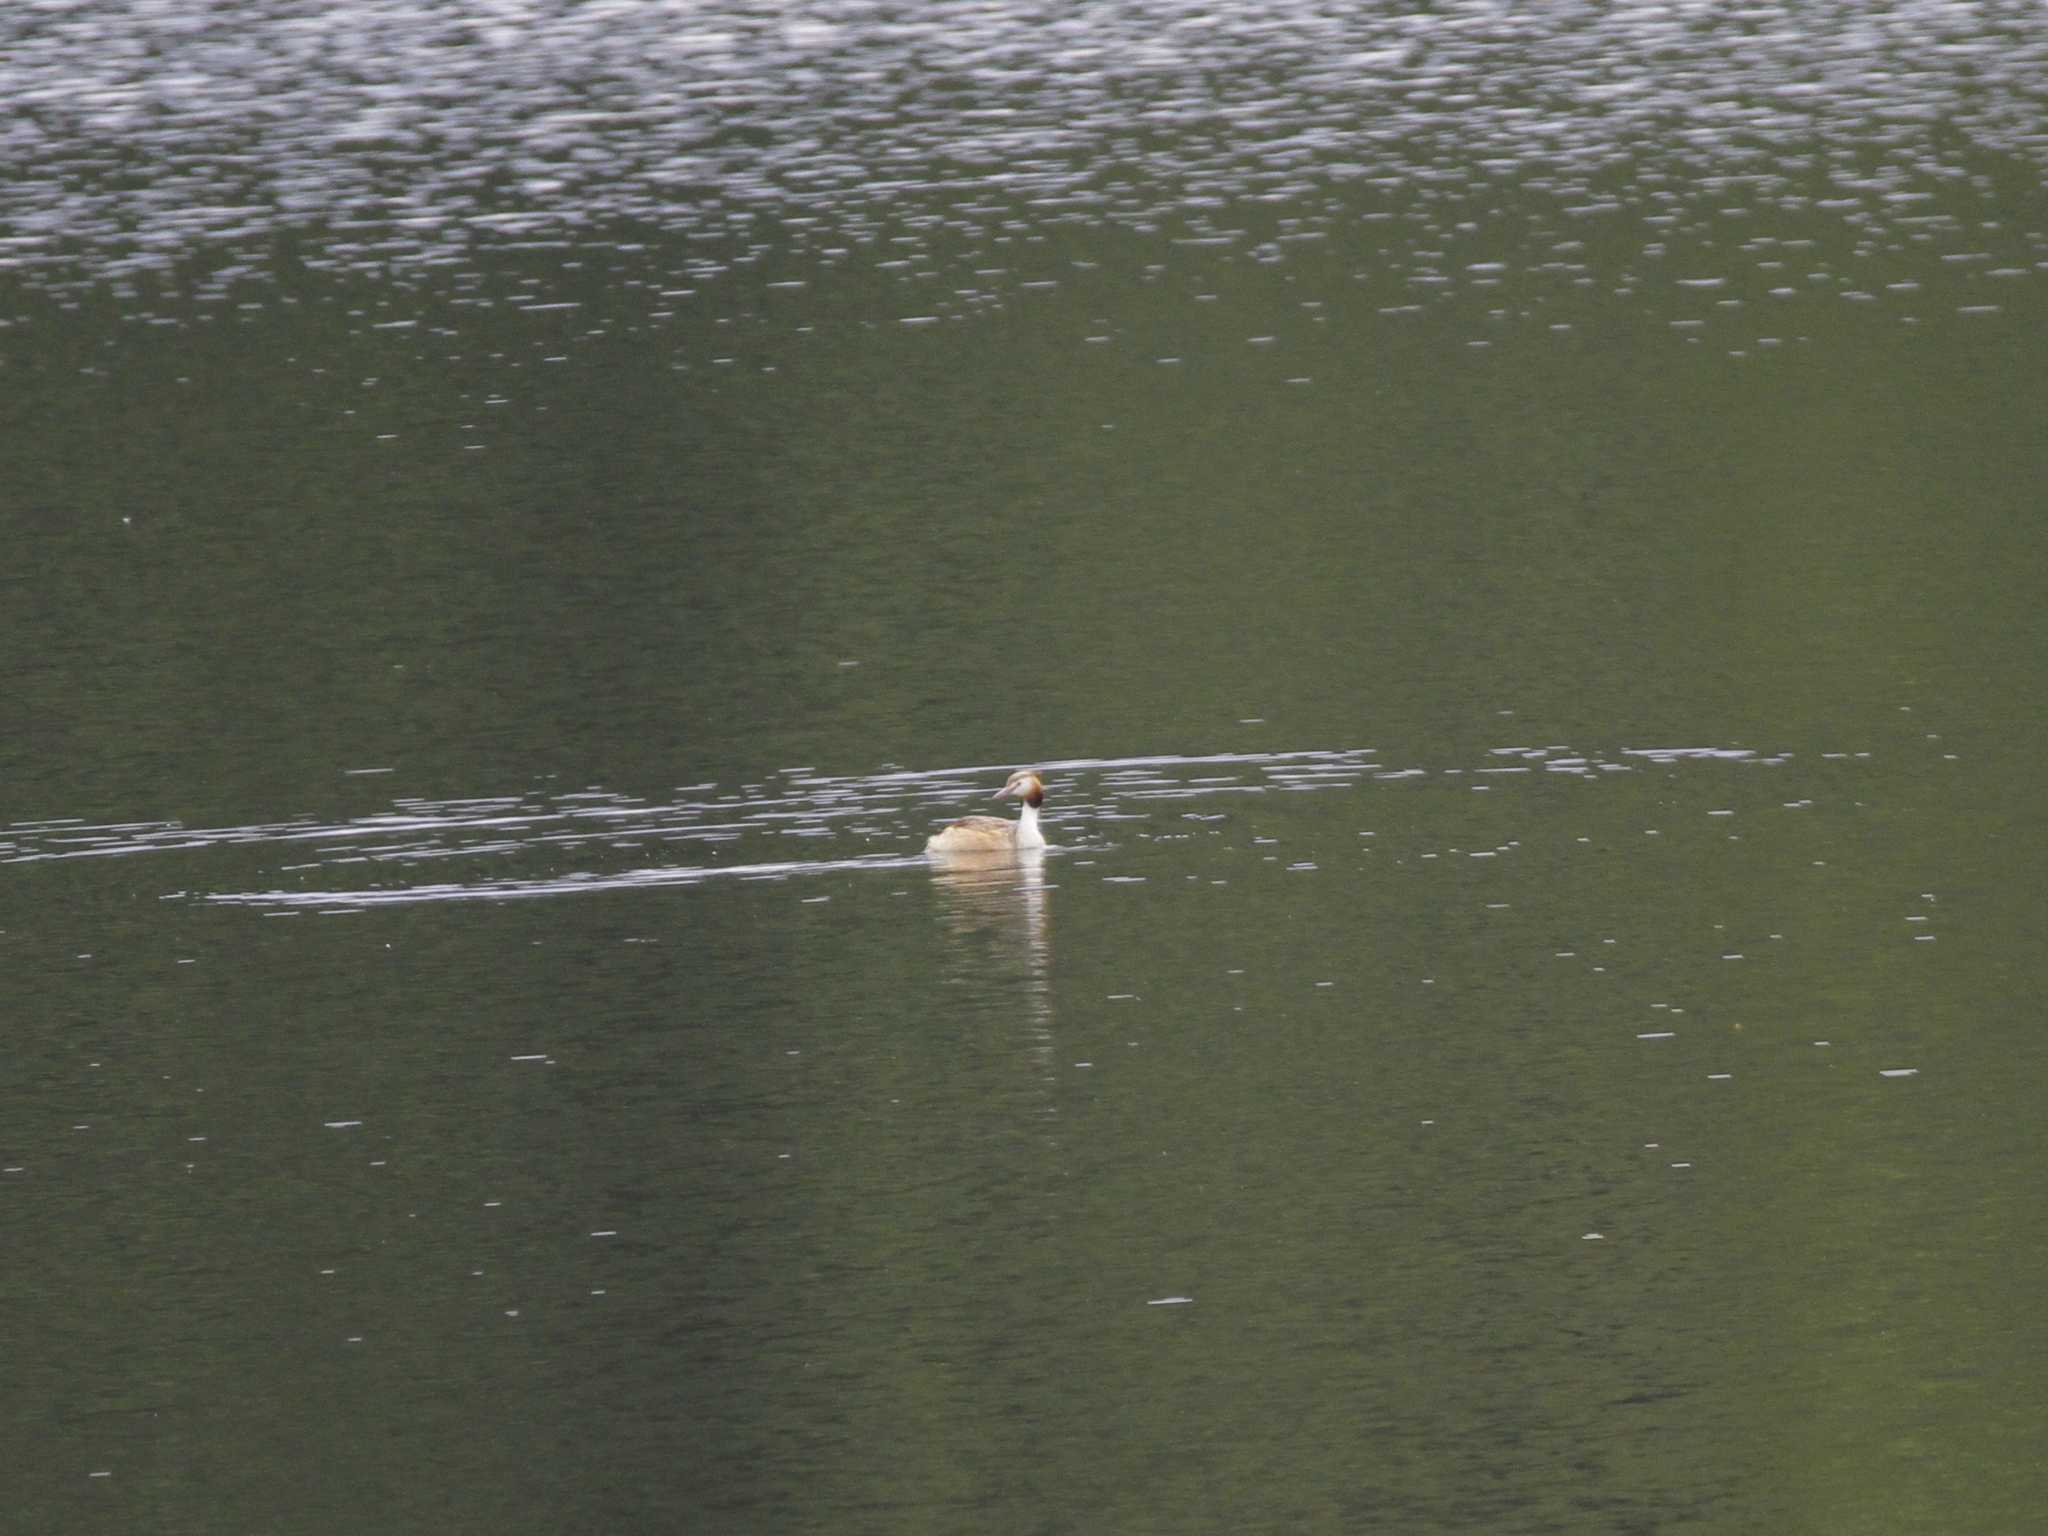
top-left (5, 1), bottom-right (2044, 349)
top-left (0, 742), bottom-right (1836, 910)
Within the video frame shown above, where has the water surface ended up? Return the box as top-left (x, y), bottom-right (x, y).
top-left (4, 3), bottom-right (2045, 1532)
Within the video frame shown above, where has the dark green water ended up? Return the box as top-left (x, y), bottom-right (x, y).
top-left (4, 4), bottom-right (2046, 1531)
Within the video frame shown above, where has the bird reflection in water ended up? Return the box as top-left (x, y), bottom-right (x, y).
top-left (927, 844), bottom-right (1054, 1079)
top-left (928, 844), bottom-right (1050, 948)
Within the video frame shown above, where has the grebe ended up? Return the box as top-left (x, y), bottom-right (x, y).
top-left (924, 770), bottom-right (1048, 855)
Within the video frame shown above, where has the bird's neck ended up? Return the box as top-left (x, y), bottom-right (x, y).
top-left (1015, 797), bottom-right (1046, 849)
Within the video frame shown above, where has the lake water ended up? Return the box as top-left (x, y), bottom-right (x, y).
top-left (5, 3), bottom-right (2045, 1531)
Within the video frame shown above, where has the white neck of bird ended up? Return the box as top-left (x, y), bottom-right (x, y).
top-left (1015, 797), bottom-right (1046, 849)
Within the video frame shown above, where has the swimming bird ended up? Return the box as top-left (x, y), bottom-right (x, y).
top-left (924, 770), bottom-right (1048, 855)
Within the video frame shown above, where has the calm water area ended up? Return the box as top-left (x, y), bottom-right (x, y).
top-left (4, 3), bottom-right (2046, 1531)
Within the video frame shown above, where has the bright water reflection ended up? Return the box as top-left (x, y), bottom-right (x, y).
top-left (4, 0), bottom-right (2045, 359)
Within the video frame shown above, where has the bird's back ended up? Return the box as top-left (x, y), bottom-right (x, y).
top-left (924, 815), bottom-right (1016, 853)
